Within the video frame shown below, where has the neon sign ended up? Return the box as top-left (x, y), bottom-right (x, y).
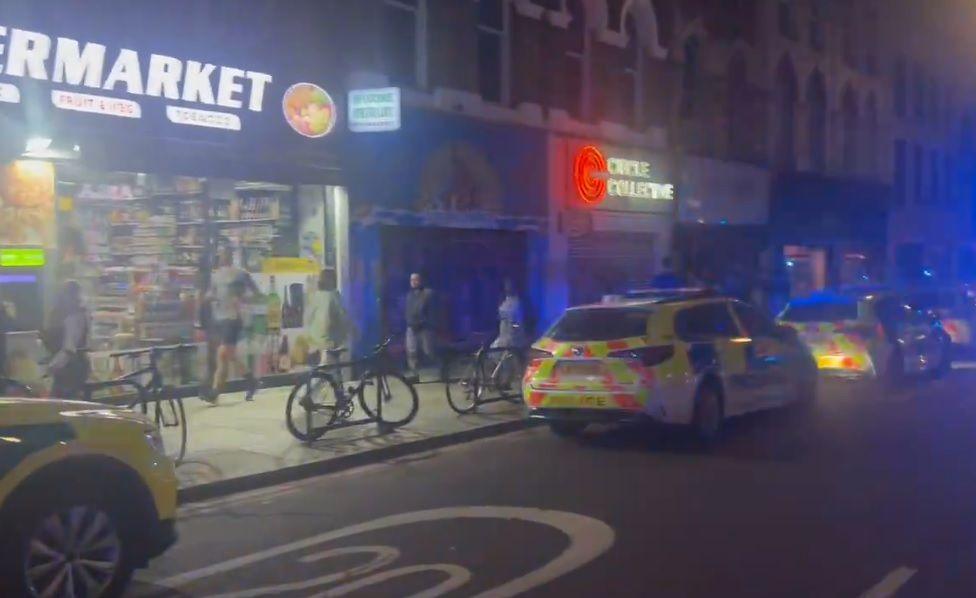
top-left (573, 145), bottom-right (674, 205)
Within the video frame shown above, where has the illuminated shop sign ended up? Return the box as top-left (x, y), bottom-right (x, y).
top-left (573, 145), bottom-right (674, 205)
top-left (0, 23), bottom-right (336, 136)
top-left (0, 247), bottom-right (45, 267)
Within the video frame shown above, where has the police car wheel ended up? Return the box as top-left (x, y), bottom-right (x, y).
top-left (692, 383), bottom-right (723, 444)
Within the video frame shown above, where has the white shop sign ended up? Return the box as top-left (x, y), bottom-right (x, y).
top-left (348, 87), bottom-right (400, 132)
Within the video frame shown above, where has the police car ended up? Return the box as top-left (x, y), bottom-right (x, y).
top-left (523, 293), bottom-right (817, 441)
top-left (778, 290), bottom-right (951, 381)
top-left (0, 398), bottom-right (178, 597)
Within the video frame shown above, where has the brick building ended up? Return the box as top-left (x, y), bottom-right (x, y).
top-left (346, 0), bottom-right (976, 306)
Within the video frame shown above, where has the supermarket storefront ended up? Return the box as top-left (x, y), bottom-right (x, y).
top-left (0, 0), bottom-right (350, 387)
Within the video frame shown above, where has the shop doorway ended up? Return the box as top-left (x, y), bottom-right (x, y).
top-left (380, 227), bottom-right (528, 343)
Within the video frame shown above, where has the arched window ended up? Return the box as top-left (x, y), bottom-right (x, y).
top-left (773, 54), bottom-right (798, 169)
top-left (554, 0), bottom-right (588, 119)
top-left (842, 84), bottom-right (859, 172)
top-left (865, 92), bottom-right (879, 174)
top-left (726, 52), bottom-right (749, 160)
top-left (806, 69), bottom-right (827, 171)
top-left (651, 0), bottom-right (674, 49)
top-left (680, 36), bottom-right (701, 118)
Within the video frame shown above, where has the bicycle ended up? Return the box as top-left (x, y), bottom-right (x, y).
top-left (80, 344), bottom-right (195, 465)
top-left (0, 377), bottom-right (34, 397)
top-left (285, 335), bottom-right (419, 444)
top-left (442, 334), bottom-right (526, 414)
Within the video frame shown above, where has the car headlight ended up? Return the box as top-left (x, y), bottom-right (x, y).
top-left (144, 427), bottom-right (166, 455)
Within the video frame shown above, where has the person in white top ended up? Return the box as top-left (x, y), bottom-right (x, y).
top-left (492, 279), bottom-right (525, 349)
top-left (305, 269), bottom-right (353, 365)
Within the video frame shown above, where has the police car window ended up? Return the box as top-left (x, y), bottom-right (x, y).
top-left (675, 303), bottom-right (739, 341)
top-left (732, 303), bottom-right (777, 337)
top-left (780, 301), bottom-right (858, 322)
top-left (874, 298), bottom-right (910, 325)
top-left (546, 308), bottom-right (650, 341)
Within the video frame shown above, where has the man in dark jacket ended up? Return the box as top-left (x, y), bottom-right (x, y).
top-left (405, 272), bottom-right (436, 374)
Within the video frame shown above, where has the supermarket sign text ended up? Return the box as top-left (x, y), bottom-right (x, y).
top-left (0, 24), bottom-right (273, 129)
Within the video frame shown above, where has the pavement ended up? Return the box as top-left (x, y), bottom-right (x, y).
top-left (133, 367), bottom-right (976, 597)
top-left (174, 376), bottom-right (526, 498)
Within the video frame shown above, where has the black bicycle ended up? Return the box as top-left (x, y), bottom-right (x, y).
top-left (442, 334), bottom-right (526, 414)
top-left (0, 377), bottom-right (34, 397)
top-left (80, 344), bottom-right (195, 464)
top-left (285, 336), bottom-right (419, 444)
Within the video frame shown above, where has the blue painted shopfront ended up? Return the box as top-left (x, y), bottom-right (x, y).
top-left (344, 108), bottom-right (551, 350)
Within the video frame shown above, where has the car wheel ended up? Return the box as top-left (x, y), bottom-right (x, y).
top-left (691, 382), bottom-right (724, 445)
top-left (548, 421), bottom-right (586, 438)
top-left (1, 489), bottom-right (137, 598)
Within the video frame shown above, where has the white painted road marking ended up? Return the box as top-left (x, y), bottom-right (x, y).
top-left (952, 361), bottom-right (976, 370)
top-left (154, 506), bottom-right (615, 598)
top-left (860, 567), bottom-right (917, 598)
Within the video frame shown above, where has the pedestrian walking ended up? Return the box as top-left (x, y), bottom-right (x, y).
top-left (195, 249), bottom-right (219, 400)
top-left (405, 272), bottom-right (437, 376)
top-left (492, 278), bottom-right (525, 349)
top-left (204, 246), bottom-right (261, 404)
top-left (305, 269), bottom-right (353, 366)
top-left (44, 280), bottom-right (90, 400)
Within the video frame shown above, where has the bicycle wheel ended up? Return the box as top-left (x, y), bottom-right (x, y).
top-left (443, 353), bottom-right (481, 414)
top-left (154, 397), bottom-right (187, 464)
top-left (285, 373), bottom-right (341, 442)
top-left (480, 348), bottom-right (525, 401)
top-left (358, 372), bottom-right (419, 428)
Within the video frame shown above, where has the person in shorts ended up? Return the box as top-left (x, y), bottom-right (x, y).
top-left (205, 246), bottom-right (261, 403)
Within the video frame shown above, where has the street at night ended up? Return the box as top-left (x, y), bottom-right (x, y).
top-left (133, 368), bottom-right (976, 597)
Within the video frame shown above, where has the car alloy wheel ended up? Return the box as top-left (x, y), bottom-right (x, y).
top-left (24, 505), bottom-right (122, 598)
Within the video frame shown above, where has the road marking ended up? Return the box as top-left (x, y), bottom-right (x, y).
top-left (860, 567), bottom-right (917, 598)
top-left (952, 361), bottom-right (976, 370)
top-left (154, 506), bottom-right (615, 597)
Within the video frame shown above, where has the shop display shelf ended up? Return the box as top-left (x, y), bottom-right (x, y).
top-left (212, 218), bottom-right (277, 226)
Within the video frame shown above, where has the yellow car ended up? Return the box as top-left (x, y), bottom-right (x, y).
top-left (523, 295), bottom-right (817, 441)
top-left (0, 398), bottom-right (178, 598)
top-left (778, 291), bottom-right (951, 381)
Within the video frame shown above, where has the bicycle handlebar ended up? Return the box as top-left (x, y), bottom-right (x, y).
top-left (109, 343), bottom-right (197, 359)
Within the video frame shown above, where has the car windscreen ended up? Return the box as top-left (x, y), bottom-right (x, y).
top-left (780, 301), bottom-right (859, 323)
top-left (546, 308), bottom-right (650, 341)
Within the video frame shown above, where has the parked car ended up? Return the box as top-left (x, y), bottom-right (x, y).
top-left (523, 294), bottom-right (817, 442)
top-left (778, 291), bottom-right (951, 381)
top-left (0, 398), bottom-right (178, 597)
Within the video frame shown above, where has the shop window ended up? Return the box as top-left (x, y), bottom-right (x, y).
top-left (727, 52), bottom-right (750, 161)
top-left (679, 36), bottom-right (701, 119)
top-left (913, 143), bottom-right (924, 205)
top-left (553, 0), bottom-right (587, 119)
top-left (55, 167), bottom-right (345, 384)
top-left (773, 54), bottom-right (798, 170)
top-left (894, 140), bottom-right (907, 207)
top-left (477, 0), bottom-right (509, 104)
top-left (383, 0), bottom-right (427, 89)
top-left (806, 69), bottom-right (827, 172)
top-left (610, 14), bottom-right (641, 129)
top-left (894, 57), bottom-right (907, 119)
top-left (945, 155), bottom-right (955, 207)
top-left (864, 93), bottom-right (879, 175)
top-left (777, 1), bottom-right (796, 40)
top-left (913, 64), bottom-right (925, 120)
top-left (809, 0), bottom-right (825, 51)
top-left (841, 84), bottom-right (859, 173)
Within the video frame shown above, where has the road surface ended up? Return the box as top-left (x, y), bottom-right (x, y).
top-left (133, 369), bottom-right (976, 597)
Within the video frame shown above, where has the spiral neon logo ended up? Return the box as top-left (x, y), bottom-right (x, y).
top-left (573, 145), bottom-right (608, 205)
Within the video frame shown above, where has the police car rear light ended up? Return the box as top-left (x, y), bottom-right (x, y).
top-left (609, 346), bottom-right (674, 367)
